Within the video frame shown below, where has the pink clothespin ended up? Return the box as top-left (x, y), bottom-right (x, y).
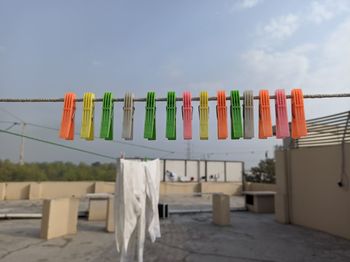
top-left (275, 89), bottom-right (290, 138)
top-left (182, 92), bottom-right (192, 139)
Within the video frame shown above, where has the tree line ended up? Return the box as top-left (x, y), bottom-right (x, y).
top-left (0, 158), bottom-right (276, 183)
top-left (0, 160), bottom-right (116, 181)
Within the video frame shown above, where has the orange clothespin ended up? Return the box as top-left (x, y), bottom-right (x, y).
top-left (59, 93), bottom-right (76, 140)
top-left (259, 90), bottom-right (273, 139)
top-left (216, 90), bottom-right (228, 139)
top-left (291, 89), bottom-right (307, 138)
top-left (182, 92), bottom-right (192, 139)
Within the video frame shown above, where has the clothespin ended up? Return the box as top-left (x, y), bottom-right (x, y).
top-left (166, 91), bottom-right (176, 140)
top-left (230, 90), bottom-right (243, 139)
top-left (291, 88), bottom-right (307, 138)
top-left (275, 89), bottom-right (290, 138)
top-left (216, 90), bottom-right (228, 139)
top-left (80, 92), bottom-right (95, 140)
top-left (243, 90), bottom-right (254, 139)
top-left (144, 92), bottom-right (156, 140)
top-left (59, 92), bottom-right (76, 140)
top-left (122, 92), bottom-right (134, 140)
top-left (258, 90), bottom-right (273, 139)
top-left (100, 92), bottom-right (114, 140)
top-left (199, 91), bottom-right (209, 140)
top-left (182, 91), bottom-right (192, 140)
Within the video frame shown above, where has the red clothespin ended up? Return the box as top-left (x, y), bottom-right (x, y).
top-left (216, 90), bottom-right (228, 139)
top-left (182, 91), bottom-right (192, 139)
top-left (275, 89), bottom-right (290, 138)
top-left (259, 90), bottom-right (273, 139)
top-left (291, 89), bottom-right (307, 138)
top-left (59, 93), bottom-right (76, 140)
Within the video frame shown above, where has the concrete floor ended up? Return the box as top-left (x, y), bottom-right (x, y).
top-left (0, 212), bottom-right (350, 262)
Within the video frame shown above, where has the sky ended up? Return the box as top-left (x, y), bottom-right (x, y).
top-left (0, 0), bottom-right (349, 169)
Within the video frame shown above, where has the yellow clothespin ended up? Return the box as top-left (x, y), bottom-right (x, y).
top-left (199, 91), bottom-right (209, 140)
top-left (80, 92), bottom-right (95, 140)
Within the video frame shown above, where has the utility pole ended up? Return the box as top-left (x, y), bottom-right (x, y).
top-left (19, 122), bottom-right (26, 165)
top-left (0, 108), bottom-right (26, 165)
top-left (186, 141), bottom-right (191, 160)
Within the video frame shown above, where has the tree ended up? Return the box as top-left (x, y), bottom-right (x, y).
top-left (247, 158), bottom-right (275, 183)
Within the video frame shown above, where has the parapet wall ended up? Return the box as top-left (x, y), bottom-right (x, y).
top-left (0, 181), bottom-right (245, 200)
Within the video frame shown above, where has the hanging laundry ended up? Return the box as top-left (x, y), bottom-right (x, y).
top-left (115, 159), bottom-right (161, 262)
top-left (182, 92), bottom-right (192, 140)
top-left (144, 92), bottom-right (156, 140)
top-left (166, 91), bottom-right (176, 140)
top-left (258, 90), bottom-right (273, 139)
top-left (122, 92), bottom-right (135, 140)
top-left (243, 91), bottom-right (255, 139)
top-left (100, 92), bottom-right (114, 140)
top-left (275, 89), bottom-right (290, 138)
top-left (217, 90), bottom-right (228, 139)
top-left (291, 89), bottom-right (307, 138)
top-left (59, 92), bottom-right (76, 140)
top-left (230, 90), bottom-right (243, 139)
top-left (80, 92), bottom-right (95, 140)
top-left (199, 91), bottom-right (209, 140)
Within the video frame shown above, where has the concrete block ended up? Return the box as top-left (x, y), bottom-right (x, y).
top-left (41, 197), bottom-right (80, 240)
top-left (275, 193), bottom-right (290, 224)
top-left (88, 199), bottom-right (108, 221)
top-left (94, 182), bottom-right (105, 193)
top-left (212, 193), bottom-right (231, 226)
top-left (106, 196), bottom-right (115, 232)
top-left (0, 183), bottom-right (5, 200)
top-left (29, 183), bottom-right (41, 200)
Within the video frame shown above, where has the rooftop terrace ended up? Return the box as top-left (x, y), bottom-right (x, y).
top-left (1, 211), bottom-right (349, 262)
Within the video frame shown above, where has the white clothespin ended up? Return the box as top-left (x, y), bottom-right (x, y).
top-left (243, 90), bottom-right (254, 139)
top-left (122, 92), bottom-right (134, 140)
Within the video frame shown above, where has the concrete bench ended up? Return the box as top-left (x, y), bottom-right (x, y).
top-left (40, 197), bottom-right (79, 240)
top-left (86, 193), bottom-right (113, 221)
top-left (244, 191), bottom-right (275, 213)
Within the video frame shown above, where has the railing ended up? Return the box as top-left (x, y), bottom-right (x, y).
top-left (293, 111), bottom-right (350, 148)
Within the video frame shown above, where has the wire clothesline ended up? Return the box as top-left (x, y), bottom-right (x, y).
top-left (0, 93), bottom-right (350, 102)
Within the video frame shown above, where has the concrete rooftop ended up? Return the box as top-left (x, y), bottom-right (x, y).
top-left (1, 212), bottom-right (350, 262)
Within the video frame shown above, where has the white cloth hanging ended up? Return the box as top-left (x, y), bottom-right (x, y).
top-left (114, 159), bottom-right (161, 262)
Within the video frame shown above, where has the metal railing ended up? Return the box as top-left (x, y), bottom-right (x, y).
top-left (294, 111), bottom-right (350, 148)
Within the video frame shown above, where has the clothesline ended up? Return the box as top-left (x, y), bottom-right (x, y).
top-left (0, 93), bottom-right (350, 102)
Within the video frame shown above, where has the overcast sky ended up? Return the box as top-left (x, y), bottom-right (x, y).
top-left (0, 0), bottom-right (349, 168)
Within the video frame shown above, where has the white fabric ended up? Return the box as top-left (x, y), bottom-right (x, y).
top-left (115, 159), bottom-right (161, 262)
top-left (165, 170), bottom-right (177, 182)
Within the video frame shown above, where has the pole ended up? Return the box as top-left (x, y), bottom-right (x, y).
top-left (19, 123), bottom-right (26, 165)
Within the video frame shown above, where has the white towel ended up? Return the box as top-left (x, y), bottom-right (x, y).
top-left (114, 159), bottom-right (161, 262)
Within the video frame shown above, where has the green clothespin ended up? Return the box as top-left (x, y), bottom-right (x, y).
top-left (166, 91), bottom-right (176, 140)
top-left (100, 92), bottom-right (113, 140)
top-left (230, 90), bottom-right (243, 139)
top-left (144, 92), bottom-right (156, 140)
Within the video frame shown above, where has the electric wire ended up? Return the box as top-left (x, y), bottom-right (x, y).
top-left (0, 129), bottom-right (117, 160)
top-left (0, 121), bottom-right (176, 154)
